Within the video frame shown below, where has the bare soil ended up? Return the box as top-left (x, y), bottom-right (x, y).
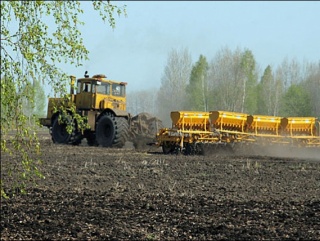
top-left (1, 138), bottom-right (320, 240)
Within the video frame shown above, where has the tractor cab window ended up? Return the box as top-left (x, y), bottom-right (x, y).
top-left (82, 83), bottom-right (92, 93)
top-left (77, 81), bottom-right (92, 93)
top-left (77, 81), bottom-right (81, 94)
top-left (112, 83), bottom-right (125, 97)
top-left (96, 82), bottom-right (110, 95)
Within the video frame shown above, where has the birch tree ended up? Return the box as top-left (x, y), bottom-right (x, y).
top-left (208, 47), bottom-right (246, 112)
top-left (156, 48), bottom-right (192, 126)
top-left (1, 1), bottom-right (126, 197)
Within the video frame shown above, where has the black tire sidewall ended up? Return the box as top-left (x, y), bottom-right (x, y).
top-left (51, 117), bottom-right (72, 144)
top-left (96, 115), bottom-right (116, 147)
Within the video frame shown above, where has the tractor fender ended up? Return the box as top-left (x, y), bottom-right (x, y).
top-left (98, 108), bottom-right (129, 120)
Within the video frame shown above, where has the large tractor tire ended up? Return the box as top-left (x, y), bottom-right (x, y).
top-left (51, 115), bottom-right (82, 145)
top-left (51, 117), bottom-right (72, 144)
top-left (113, 117), bottom-right (129, 147)
top-left (96, 113), bottom-right (129, 148)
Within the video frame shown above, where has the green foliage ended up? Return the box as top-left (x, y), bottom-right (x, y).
top-left (280, 84), bottom-right (312, 117)
top-left (158, 46), bottom-right (318, 120)
top-left (53, 96), bottom-right (90, 134)
top-left (257, 65), bottom-right (274, 115)
top-left (303, 63), bottom-right (320, 117)
top-left (207, 47), bottom-right (256, 112)
top-left (32, 80), bottom-right (46, 118)
top-left (21, 79), bottom-right (46, 122)
top-left (0, 1), bottom-right (126, 197)
top-left (240, 49), bottom-right (258, 113)
top-left (186, 55), bottom-right (209, 111)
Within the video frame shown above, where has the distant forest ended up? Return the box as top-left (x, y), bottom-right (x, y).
top-left (127, 47), bottom-right (320, 126)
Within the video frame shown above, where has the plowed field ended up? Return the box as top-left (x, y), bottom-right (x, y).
top-left (1, 138), bottom-right (320, 240)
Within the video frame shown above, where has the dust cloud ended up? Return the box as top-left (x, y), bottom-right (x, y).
top-left (235, 144), bottom-right (320, 161)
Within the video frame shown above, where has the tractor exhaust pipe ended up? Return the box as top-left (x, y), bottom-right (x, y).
top-left (70, 75), bottom-right (76, 95)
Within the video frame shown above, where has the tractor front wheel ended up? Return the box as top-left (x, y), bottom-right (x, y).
top-left (51, 114), bottom-right (82, 145)
top-left (51, 116), bottom-right (72, 144)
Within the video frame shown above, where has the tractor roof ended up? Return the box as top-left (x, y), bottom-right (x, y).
top-left (77, 74), bottom-right (127, 85)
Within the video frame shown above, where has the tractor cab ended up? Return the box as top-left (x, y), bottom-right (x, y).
top-left (74, 74), bottom-right (127, 111)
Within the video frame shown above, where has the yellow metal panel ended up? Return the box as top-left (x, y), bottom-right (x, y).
top-left (209, 111), bottom-right (248, 132)
top-left (95, 95), bottom-right (126, 111)
top-left (281, 117), bottom-right (316, 136)
top-left (47, 97), bottom-right (73, 119)
top-left (86, 111), bottom-right (97, 130)
top-left (170, 111), bottom-right (210, 131)
top-left (247, 115), bottom-right (282, 135)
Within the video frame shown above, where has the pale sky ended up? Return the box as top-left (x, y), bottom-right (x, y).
top-left (55, 1), bottom-right (320, 94)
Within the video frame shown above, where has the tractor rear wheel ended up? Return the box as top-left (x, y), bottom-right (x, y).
top-left (112, 117), bottom-right (129, 148)
top-left (96, 113), bottom-right (129, 148)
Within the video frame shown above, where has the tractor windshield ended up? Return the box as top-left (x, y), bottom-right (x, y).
top-left (96, 82), bottom-right (111, 95)
top-left (112, 83), bottom-right (126, 97)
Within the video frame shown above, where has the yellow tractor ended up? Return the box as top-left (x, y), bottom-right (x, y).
top-left (40, 72), bottom-right (161, 148)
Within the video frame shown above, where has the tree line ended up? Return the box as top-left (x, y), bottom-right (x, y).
top-left (127, 47), bottom-right (320, 126)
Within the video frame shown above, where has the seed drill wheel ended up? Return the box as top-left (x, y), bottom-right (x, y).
top-left (96, 113), bottom-right (129, 148)
top-left (184, 143), bottom-right (196, 155)
top-left (196, 143), bottom-right (205, 155)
